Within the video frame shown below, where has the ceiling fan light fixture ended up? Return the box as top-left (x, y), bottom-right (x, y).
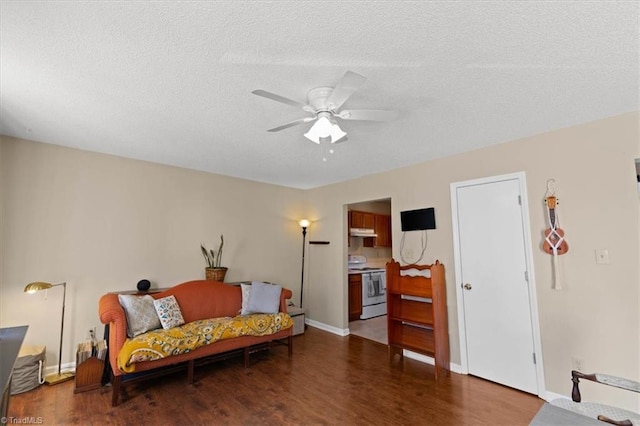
top-left (304, 114), bottom-right (346, 144)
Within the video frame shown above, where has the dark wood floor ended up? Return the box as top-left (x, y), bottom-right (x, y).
top-left (8, 326), bottom-right (543, 425)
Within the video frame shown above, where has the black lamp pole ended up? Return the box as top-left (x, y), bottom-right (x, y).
top-left (300, 224), bottom-right (307, 308)
top-left (298, 219), bottom-right (310, 308)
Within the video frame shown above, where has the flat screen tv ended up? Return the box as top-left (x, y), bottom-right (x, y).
top-left (401, 207), bottom-right (436, 231)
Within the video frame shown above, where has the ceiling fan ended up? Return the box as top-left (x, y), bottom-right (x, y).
top-left (252, 71), bottom-right (398, 144)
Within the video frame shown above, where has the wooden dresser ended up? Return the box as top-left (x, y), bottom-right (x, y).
top-left (386, 259), bottom-right (449, 378)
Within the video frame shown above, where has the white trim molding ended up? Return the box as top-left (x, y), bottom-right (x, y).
top-left (306, 318), bottom-right (349, 336)
top-left (403, 349), bottom-right (464, 374)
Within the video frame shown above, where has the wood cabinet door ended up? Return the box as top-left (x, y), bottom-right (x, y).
top-left (362, 212), bottom-right (374, 229)
top-left (375, 214), bottom-right (391, 247)
top-left (350, 211), bottom-right (362, 228)
top-left (350, 210), bottom-right (375, 229)
top-left (347, 211), bottom-right (352, 247)
top-left (364, 214), bottom-right (392, 247)
top-left (348, 275), bottom-right (362, 321)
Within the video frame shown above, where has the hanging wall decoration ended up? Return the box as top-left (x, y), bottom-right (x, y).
top-left (543, 179), bottom-right (569, 290)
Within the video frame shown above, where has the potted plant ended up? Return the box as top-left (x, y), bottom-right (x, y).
top-left (201, 234), bottom-right (227, 282)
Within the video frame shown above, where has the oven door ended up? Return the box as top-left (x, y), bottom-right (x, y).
top-left (362, 272), bottom-right (386, 306)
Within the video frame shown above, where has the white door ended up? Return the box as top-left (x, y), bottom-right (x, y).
top-left (452, 174), bottom-right (541, 394)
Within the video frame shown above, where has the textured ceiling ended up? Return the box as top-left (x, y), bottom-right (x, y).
top-left (1, 1), bottom-right (638, 189)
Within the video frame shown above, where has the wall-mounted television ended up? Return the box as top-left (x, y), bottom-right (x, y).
top-left (400, 207), bottom-right (436, 231)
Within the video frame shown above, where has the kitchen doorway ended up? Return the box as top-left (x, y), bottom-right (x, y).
top-left (346, 198), bottom-right (392, 345)
top-left (349, 315), bottom-right (387, 345)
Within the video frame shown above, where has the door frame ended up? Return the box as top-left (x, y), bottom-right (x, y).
top-left (450, 171), bottom-right (546, 397)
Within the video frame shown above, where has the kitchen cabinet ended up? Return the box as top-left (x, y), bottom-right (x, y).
top-left (386, 259), bottom-right (449, 379)
top-left (364, 214), bottom-right (392, 248)
top-left (375, 214), bottom-right (391, 247)
top-left (349, 210), bottom-right (374, 229)
top-left (348, 274), bottom-right (363, 321)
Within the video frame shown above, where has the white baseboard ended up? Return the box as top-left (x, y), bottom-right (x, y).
top-left (403, 349), bottom-right (464, 374)
top-left (304, 318), bottom-right (349, 336)
top-left (304, 320), bottom-right (463, 373)
top-left (44, 361), bottom-right (76, 375)
top-left (542, 390), bottom-right (567, 402)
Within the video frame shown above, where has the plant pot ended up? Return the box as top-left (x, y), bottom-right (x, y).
top-left (205, 267), bottom-right (228, 282)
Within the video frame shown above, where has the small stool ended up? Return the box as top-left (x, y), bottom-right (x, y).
top-left (287, 306), bottom-right (306, 335)
top-left (11, 344), bottom-right (46, 395)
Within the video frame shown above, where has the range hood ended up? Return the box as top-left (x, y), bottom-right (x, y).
top-left (350, 228), bottom-right (377, 238)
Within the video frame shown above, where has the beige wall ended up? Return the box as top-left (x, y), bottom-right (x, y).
top-left (305, 112), bottom-right (640, 407)
top-left (0, 136), bottom-right (305, 370)
top-left (1, 112), bottom-right (638, 408)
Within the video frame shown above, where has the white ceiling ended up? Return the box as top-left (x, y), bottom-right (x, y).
top-left (1, 2), bottom-right (638, 189)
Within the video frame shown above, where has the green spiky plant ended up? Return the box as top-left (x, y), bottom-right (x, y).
top-left (201, 234), bottom-right (224, 268)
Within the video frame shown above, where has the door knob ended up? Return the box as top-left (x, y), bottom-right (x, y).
top-left (463, 283), bottom-right (472, 290)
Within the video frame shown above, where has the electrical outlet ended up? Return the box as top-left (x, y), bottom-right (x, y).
top-left (571, 356), bottom-right (585, 371)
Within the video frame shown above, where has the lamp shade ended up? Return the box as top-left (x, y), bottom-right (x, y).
top-left (24, 282), bottom-right (54, 293)
top-left (304, 113), bottom-right (346, 144)
top-left (299, 219), bottom-right (310, 228)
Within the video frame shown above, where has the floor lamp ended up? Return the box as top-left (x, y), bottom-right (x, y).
top-left (299, 219), bottom-right (310, 308)
top-left (24, 281), bottom-right (75, 385)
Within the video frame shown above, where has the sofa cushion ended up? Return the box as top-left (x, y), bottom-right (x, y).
top-left (118, 294), bottom-right (162, 338)
top-left (117, 313), bottom-right (293, 372)
top-left (153, 295), bottom-right (185, 329)
top-left (246, 281), bottom-right (282, 314)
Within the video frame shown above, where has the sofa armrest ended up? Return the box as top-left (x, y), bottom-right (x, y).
top-left (98, 293), bottom-right (128, 375)
top-left (279, 288), bottom-right (292, 313)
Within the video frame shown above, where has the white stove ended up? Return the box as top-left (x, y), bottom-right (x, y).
top-left (347, 254), bottom-right (367, 271)
top-left (348, 256), bottom-right (387, 319)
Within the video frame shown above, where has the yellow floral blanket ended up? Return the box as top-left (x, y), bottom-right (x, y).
top-left (117, 313), bottom-right (292, 373)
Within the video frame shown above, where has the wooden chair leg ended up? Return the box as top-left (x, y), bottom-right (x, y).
top-left (597, 415), bottom-right (633, 426)
top-left (571, 372), bottom-right (582, 402)
top-left (187, 359), bottom-right (195, 384)
top-left (389, 345), bottom-right (403, 363)
top-left (111, 375), bottom-right (121, 407)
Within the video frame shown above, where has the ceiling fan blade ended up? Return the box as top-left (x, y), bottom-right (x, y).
top-left (252, 90), bottom-right (307, 109)
top-left (338, 109), bottom-right (399, 121)
top-left (326, 71), bottom-right (366, 111)
top-left (267, 116), bottom-right (316, 132)
top-left (331, 135), bottom-right (348, 144)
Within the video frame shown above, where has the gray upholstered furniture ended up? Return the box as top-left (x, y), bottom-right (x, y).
top-left (545, 370), bottom-right (640, 426)
top-left (530, 403), bottom-right (603, 425)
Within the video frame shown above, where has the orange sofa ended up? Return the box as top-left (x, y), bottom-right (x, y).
top-left (99, 280), bottom-right (293, 406)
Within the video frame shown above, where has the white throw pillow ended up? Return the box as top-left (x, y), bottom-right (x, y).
top-left (118, 294), bottom-right (162, 338)
top-left (246, 281), bottom-right (282, 314)
top-left (153, 295), bottom-right (185, 329)
top-left (240, 283), bottom-right (253, 315)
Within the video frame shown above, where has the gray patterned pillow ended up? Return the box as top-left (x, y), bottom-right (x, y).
top-left (118, 294), bottom-right (162, 337)
top-left (153, 295), bottom-right (185, 329)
